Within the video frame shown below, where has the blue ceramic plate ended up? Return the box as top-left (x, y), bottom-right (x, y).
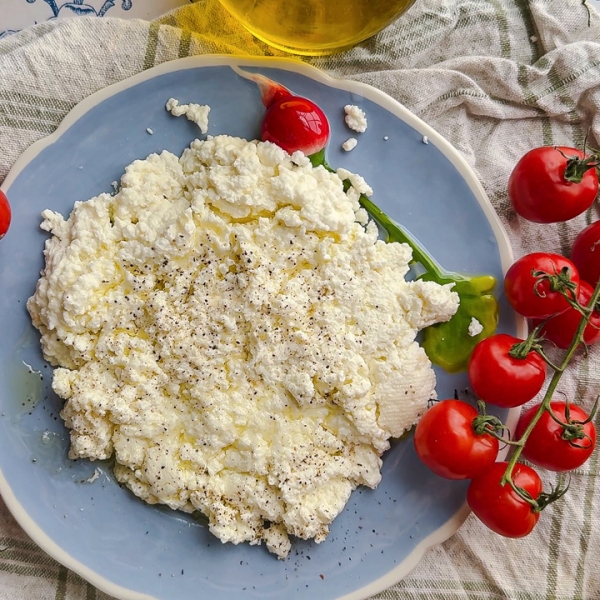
top-left (0, 56), bottom-right (522, 600)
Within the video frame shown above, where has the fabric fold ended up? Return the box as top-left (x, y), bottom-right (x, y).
top-left (0, 0), bottom-right (599, 598)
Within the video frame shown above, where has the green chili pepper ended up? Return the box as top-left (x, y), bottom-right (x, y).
top-left (358, 195), bottom-right (499, 373)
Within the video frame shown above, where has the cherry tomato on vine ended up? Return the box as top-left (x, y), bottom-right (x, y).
top-left (535, 281), bottom-right (600, 349)
top-left (504, 252), bottom-right (580, 318)
top-left (516, 401), bottom-right (596, 471)
top-left (0, 190), bottom-right (11, 240)
top-left (467, 461), bottom-right (542, 537)
top-left (413, 399), bottom-right (499, 480)
top-left (467, 333), bottom-right (546, 408)
top-left (508, 146), bottom-right (599, 223)
top-left (571, 220), bottom-right (600, 288)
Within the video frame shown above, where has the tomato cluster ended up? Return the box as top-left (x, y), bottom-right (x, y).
top-left (415, 144), bottom-right (600, 540)
top-left (415, 248), bottom-right (598, 537)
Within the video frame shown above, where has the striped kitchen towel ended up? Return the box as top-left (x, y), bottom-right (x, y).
top-left (0, 0), bottom-right (600, 598)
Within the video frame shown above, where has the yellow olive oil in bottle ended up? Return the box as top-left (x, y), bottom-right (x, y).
top-left (217, 0), bottom-right (417, 55)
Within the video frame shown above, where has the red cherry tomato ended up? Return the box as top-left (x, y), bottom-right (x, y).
top-left (535, 281), bottom-right (600, 349)
top-left (413, 399), bottom-right (499, 480)
top-left (504, 252), bottom-right (580, 318)
top-left (571, 220), bottom-right (600, 288)
top-left (515, 401), bottom-right (596, 471)
top-left (0, 190), bottom-right (11, 240)
top-left (261, 96), bottom-right (330, 157)
top-left (467, 333), bottom-right (546, 408)
top-left (508, 146), bottom-right (598, 223)
top-left (467, 461), bottom-right (542, 537)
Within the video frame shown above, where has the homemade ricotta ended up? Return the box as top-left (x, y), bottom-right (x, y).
top-left (28, 134), bottom-right (458, 558)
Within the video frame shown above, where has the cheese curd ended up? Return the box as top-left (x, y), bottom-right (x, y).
top-left (28, 134), bottom-right (458, 558)
top-left (165, 98), bottom-right (210, 133)
top-left (342, 137), bottom-right (358, 152)
top-left (344, 104), bottom-right (368, 133)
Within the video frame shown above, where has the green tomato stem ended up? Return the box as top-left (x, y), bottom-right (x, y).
top-left (357, 194), bottom-right (445, 279)
top-left (316, 154), bottom-right (445, 279)
top-left (583, 0), bottom-right (592, 27)
top-left (507, 326), bottom-right (561, 370)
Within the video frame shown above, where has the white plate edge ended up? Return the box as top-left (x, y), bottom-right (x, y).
top-left (0, 467), bottom-right (158, 600)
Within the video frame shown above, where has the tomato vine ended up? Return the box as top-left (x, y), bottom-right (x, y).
top-left (497, 272), bottom-right (600, 507)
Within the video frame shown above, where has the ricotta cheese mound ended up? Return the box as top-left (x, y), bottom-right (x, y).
top-left (27, 134), bottom-right (458, 559)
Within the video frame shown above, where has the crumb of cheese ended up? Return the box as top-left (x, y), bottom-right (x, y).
top-left (342, 138), bottom-right (358, 152)
top-left (166, 98), bottom-right (210, 134)
top-left (344, 105), bottom-right (367, 133)
top-left (28, 135), bottom-right (458, 559)
top-left (468, 317), bottom-right (484, 337)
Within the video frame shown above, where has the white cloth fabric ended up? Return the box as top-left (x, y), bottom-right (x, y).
top-left (0, 0), bottom-right (599, 598)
